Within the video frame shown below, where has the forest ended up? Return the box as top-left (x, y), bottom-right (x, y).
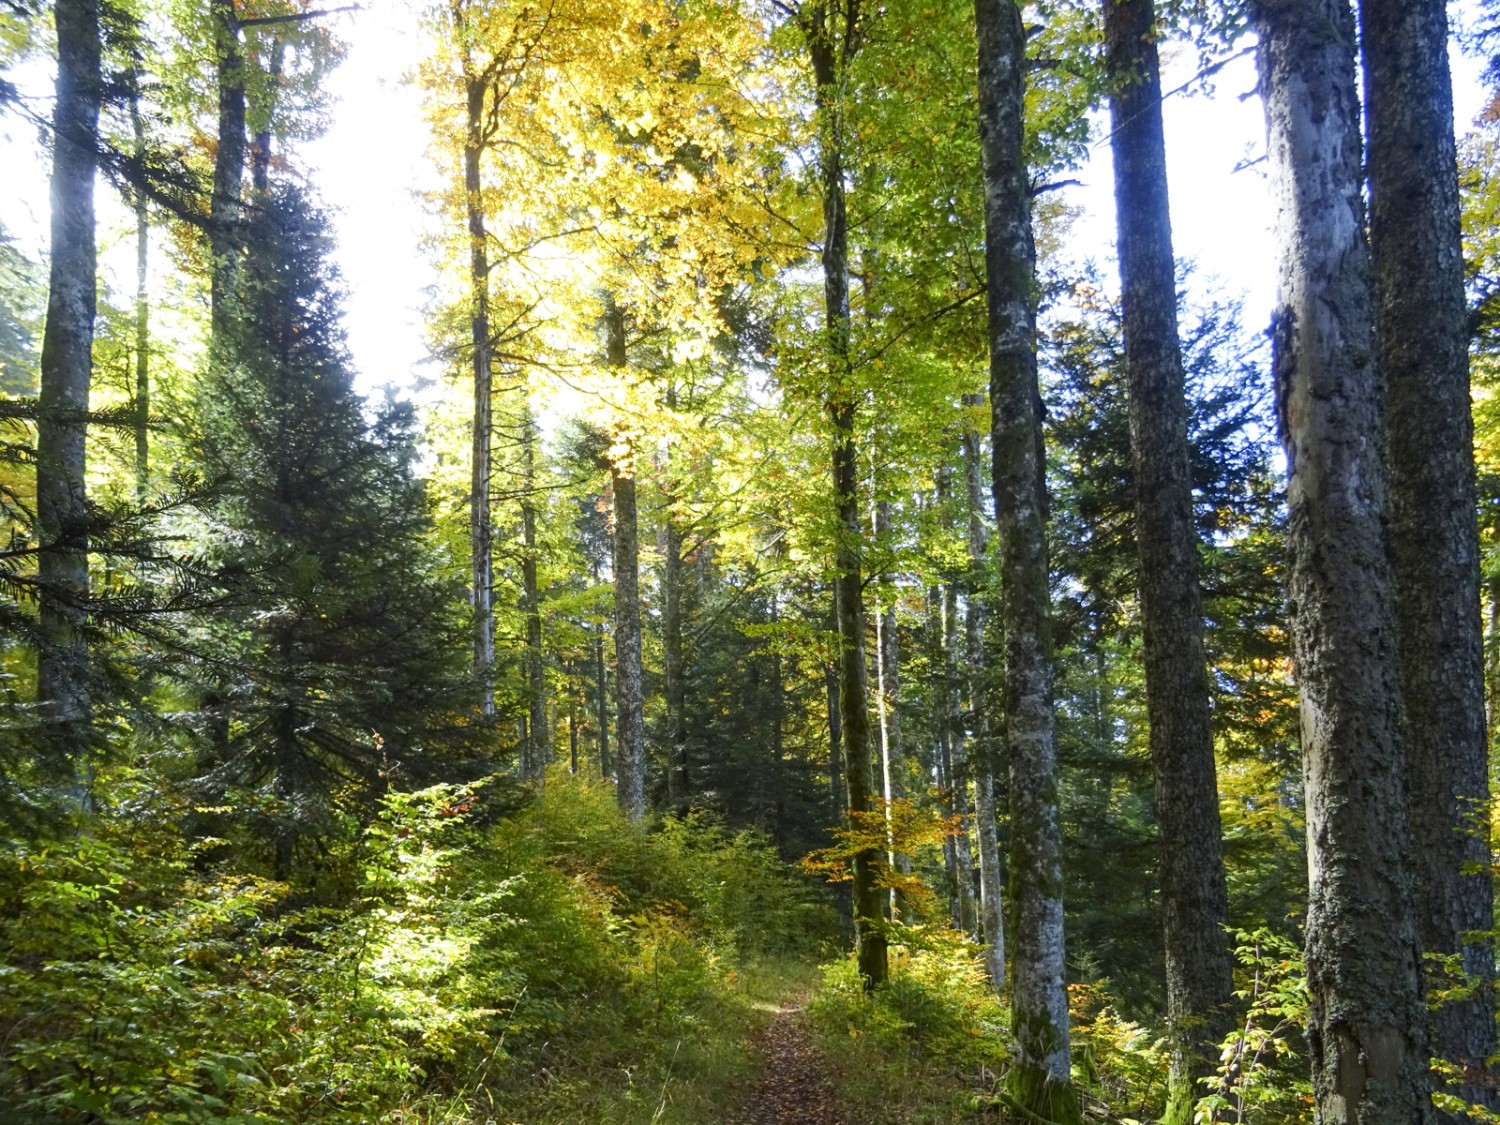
top-left (2, 0), bottom-right (1500, 1122)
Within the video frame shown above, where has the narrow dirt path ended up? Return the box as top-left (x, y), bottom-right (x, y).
top-left (739, 995), bottom-right (847, 1125)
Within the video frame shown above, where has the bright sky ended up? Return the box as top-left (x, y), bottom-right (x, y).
top-left (302, 0), bottom-right (441, 397)
top-left (1, 7), bottom-right (1495, 399)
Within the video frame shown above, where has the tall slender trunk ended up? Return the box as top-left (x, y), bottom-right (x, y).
top-left (771, 592), bottom-right (786, 835)
top-left (963, 394), bottom-right (1005, 989)
top-left (806, 1), bottom-right (885, 989)
top-left (1250, 3), bottom-right (1431, 1122)
top-left (595, 622), bottom-right (610, 777)
top-left (568, 663), bottom-right (579, 775)
top-left (210, 0), bottom-right (245, 340)
top-left (37, 0), bottom-right (102, 758)
top-left (872, 499), bottom-right (898, 918)
top-left (826, 659), bottom-right (845, 813)
top-left (944, 580), bottom-right (976, 935)
top-left (131, 94), bottom-right (149, 500)
top-left (1359, 0), bottom-right (1496, 1098)
top-left (931, 577), bottom-right (968, 932)
top-left (662, 389), bottom-right (689, 808)
top-left (975, 0), bottom-right (1075, 1115)
top-left (663, 516), bottom-right (688, 807)
top-left (931, 583), bottom-right (961, 921)
top-left (877, 502), bottom-right (901, 768)
top-left (521, 398), bottom-right (549, 782)
top-left (604, 297), bottom-right (645, 820)
top-left (1102, 1), bottom-right (1233, 1113)
top-left (249, 36), bottom-right (285, 195)
top-left (461, 61), bottom-right (496, 714)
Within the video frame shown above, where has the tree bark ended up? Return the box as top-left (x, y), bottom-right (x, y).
top-left (662, 386), bottom-right (689, 809)
top-left (249, 36), bottom-right (285, 195)
top-left (806, 0), bottom-right (886, 990)
top-left (596, 619), bottom-right (610, 778)
top-left (826, 658), bottom-right (845, 813)
top-left (461, 57), bottom-right (496, 715)
top-left (131, 92), bottom-right (149, 501)
top-left (872, 499), bottom-right (903, 919)
top-left (36, 0), bottom-right (102, 757)
top-left (974, 0), bottom-right (1076, 1115)
top-left (568, 663), bottom-right (579, 775)
top-left (210, 0), bottom-right (245, 339)
top-left (604, 297), bottom-right (646, 821)
top-left (931, 583), bottom-right (962, 922)
top-left (1101, 2), bottom-right (1233, 1114)
top-left (663, 511), bottom-right (689, 808)
top-left (521, 398), bottom-right (549, 782)
top-left (944, 579), bottom-right (977, 935)
top-left (963, 394), bottom-right (1006, 990)
top-left (1249, 3), bottom-right (1432, 1123)
top-left (1358, 0), bottom-right (1497, 1099)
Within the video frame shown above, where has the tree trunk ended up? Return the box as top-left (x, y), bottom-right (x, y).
top-left (596, 622), bottom-right (610, 778)
top-left (462, 64), bottom-right (496, 715)
top-left (1102, 1), bottom-right (1234, 1114)
top-left (521, 399), bottom-right (549, 782)
top-left (663, 513), bottom-right (689, 808)
top-left (931, 585), bottom-right (961, 922)
top-left (568, 664), bottom-right (579, 775)
top-left (975, 0), bottom-right (1076, 1115)
top-left (249, 36), bottom-right (285, 195)
top-left (36, 0), bottom-right (101, 758)
top-left (806, 0), bottom-right (886, 990)
top-left (131, 92), bottom-right (149, 501)
top-left (1359, 0), bottom-right (1497, 1099)
top-left (662, 387), bottom-right (689, 809)
top-left (945, 580), bottom-right (977, 935)
top-left (1249, 3), bottom-right (1432, 1123)
top-left (210, 0), bottom-right (245, 338)
top-left (872, 499), bottom-right (902, 919)
top-left (826, 659), bottom-right (845, 813)
top-left (963, 395), bottom-right (1006, 990)
top-left (604, 297), bottom-right (646, 821)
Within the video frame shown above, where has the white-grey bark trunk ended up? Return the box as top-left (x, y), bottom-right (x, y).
top-left (963, 394), bottom-right (1006, 990)
top-left (36, 0), bottom-right (101, 757)
top-left (605, 296), bottom-right (645, 821)
top-left (521, 398), bottom-right (548, 783)
top-left (461, 61), bottom-right (496, 715)
top-left (974, 0), bottom-right (1075, 1113)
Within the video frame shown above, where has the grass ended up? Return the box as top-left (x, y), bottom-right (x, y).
top-left (464, 956), bottom-right (813, 1124)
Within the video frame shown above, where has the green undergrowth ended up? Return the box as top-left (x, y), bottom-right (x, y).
top-left (806, 929), bottom-right (1013, 1124)
top-left (804, 934), bottom-right (1184, 1125)
top-left (0, 768), bottom-right (838, 1124)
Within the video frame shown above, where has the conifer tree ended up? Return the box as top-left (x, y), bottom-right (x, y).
top-left (1250, 2), bottom-right (1431, 1121)
top-left (36, 0), bottom-right (102, 761)
top-left (191, 189), bottom-right (470, 875)
top-left (1102, 1), bottom-right (1232, 1113)
top-left (1359, 0), bottom-right (1496, 1098)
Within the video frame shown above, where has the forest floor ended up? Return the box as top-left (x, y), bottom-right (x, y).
top-left (740, 990), bottom-right (847, 1125)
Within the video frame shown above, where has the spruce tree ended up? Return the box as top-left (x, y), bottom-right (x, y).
top-left (191, 189), bottom-right (470, 875)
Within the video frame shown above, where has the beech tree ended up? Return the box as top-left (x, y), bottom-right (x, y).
top-left (796, 0), bottom-right (888, 990)
top-left (975, 0), bottom-right (1077, 1117)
